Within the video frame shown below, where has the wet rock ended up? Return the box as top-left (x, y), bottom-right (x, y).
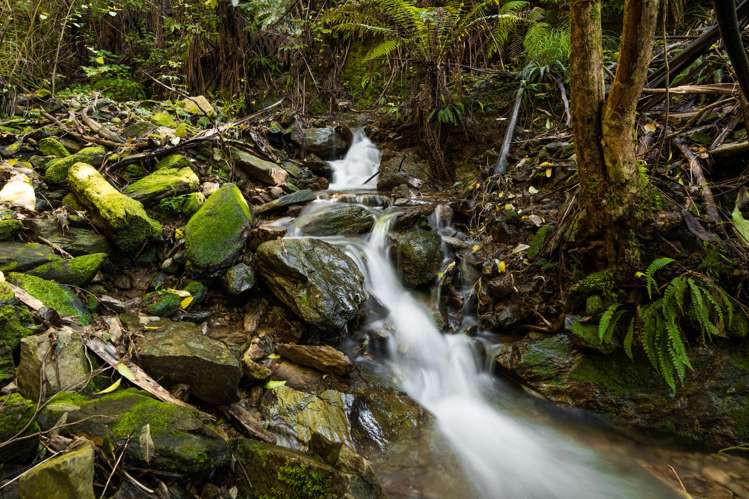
top-left (270, 359), bottom-right (324, 391)
top-left (142, 289), bottom-right (183, 317)
top-left (248, 221), bottom-right (287, 250)
top-left (123, 167), bottom-right (199, 204)
top-left (495, 334), bottom-right (749, 449)
top-left (376, 149), bottom-right (428, 191)
top-left (391, 229), bottom-right (442, 288)
top-left (185, 183), bottom-right (252, 273)
top-left (0, 242), bottom-right (62, 272)
top-left (19, 443), bottom-right (95, 499)
top-left (260, 385), bottom-right (354, 450)
top-left (38, 137), bottom-right (70, 157)
top-left (277, 343), bottom-right (353, 376)
top-left (256, 238), bottom-right (366, 332)
top-left (223, 263), bottom-right (255, 295)
top-left (17, 327), bottom-right (91, 401)
top-left (234, 438), bottom-right (384, 499)
top-left (0, 393), bottom-right (40, 464)
top-left (67, 163), bottom-right (162, 252)
top-left (136, 320), bottom-right (241, 405)
top-left (9, 273), bottom-right (91, 324)
top-left (45, 146), bottom-right (106, 184)
top-left (28, 219), bottom-right (110, 256)
top-left (309, 432), bottom-right (383, 496)
top-left (292, 203), bottom-right (374, 236)
top-left (39, 389), bottom-right (230, 472)
top-left (255, 189), bottom-right (316, 215)
top-left (231, 148), bottom-right (288, 186)
top-left (28, 253), bottom-right (107, 286)
top-left (303, 153), bottom-right (332, 177)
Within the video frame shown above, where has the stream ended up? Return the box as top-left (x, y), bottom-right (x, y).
top-left (286, 133), bottom-right (678, 498)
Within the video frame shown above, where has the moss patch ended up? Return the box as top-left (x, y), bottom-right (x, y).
top-left (45, 146), bottom-right (105, 184)
top-left (28, 253), bottom-right (107, 286)
top-left (0, 219), bottom-right (23, 240)
top-left (8, 273), bottom-right (91, 324)
top-left (0, 393), bottom-right (40, 464)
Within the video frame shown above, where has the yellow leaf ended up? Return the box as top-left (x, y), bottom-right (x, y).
top-left (95, 56), bottom-right (105, 65)
top-left (116, 363), bottom-right (135, 381)
top-left (545, 168), bottom-right (552, 178)
top-left (180, 296), bottom-right (193, 309)
top-left (264, 380), bottom-right (287, 390)
top-left (268, 353), bottom-right (280, 360)
top-left (504, 203), bottom-right (514, 211)
top-left (538, 161), bottom-right (553, 168)
top-left (496, 260), bottom-right (507, 273)
top-left (643, 122), bottom-right (657, 133)
top-left (471, 244), bottom-right (481, 253)
top-left (144, 325), bottom-right (160, 330)
top-left (95, 378), bottom-right (122, 395)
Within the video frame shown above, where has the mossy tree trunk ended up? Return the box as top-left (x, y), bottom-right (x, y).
top-left (569, 0), bottom-right (660, 264)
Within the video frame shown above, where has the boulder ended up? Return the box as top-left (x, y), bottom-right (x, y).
top-left (496, 334), bottom-right (749, 450)
top-left (277, 344), bottom-right (353, 376)
top-left (0, 393), bottom-right (40, 464)
top-left (223, 263), bottom-right (255, 295)
top-left (256, 238), bottom-right (366, 332)
top-left (233, 439), bottom-right (384, 499)
top-left (67, 163), bottom-right (162, 252)
top-left (39, 389), bottom-right (230, 473)
top-left (0, 242), bottom-right (62, 272)
top-left (19, 444), bottom-right (95, 499)
top-left (136, 319), bottom-right (241, 405)
top-left (290, 126), bottom-right (350, 160)
top-left (260, 385), bottom-right (354, 450)
top-left (123, 167), bottom-right (199, 204)
top-left (45, 146), bottom-right (106, 184)
top-left (28, 253), bottom-right (107, 286)
top-left (231, 148), bottom-right (288, 186)
top-left (391, 229), bottom-right (442, 288)
top-left (142, 289), bottom-right (183, 317)
top-left (9, 273), bottom-right (91, 324)
top-left (376, 148), bottom-right (428, 191)
top-left (155, 153), bottom-right (192, 170)
top-left (38, 137), bottom-right (69, 158)
top-left (185, 183), bottom-right (252, 273)
top-left (256, 189), bottom-right (316, 215)
top-left (17, 327), bottom-right (91, 401)
top-left (28, 219), bottom-right (110, 256)
top-left (292, 203), bottom-right (374, 237)
top-left (270, 360), bottom-right (324, 391)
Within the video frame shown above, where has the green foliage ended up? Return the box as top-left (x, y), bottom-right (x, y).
top-left (521, 20), bottom-right (570, 81)
top-left (589, 258), bottom-right (742, 392)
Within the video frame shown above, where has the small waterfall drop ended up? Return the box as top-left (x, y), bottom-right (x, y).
top-left (329, 129), bottom-right (381, 190)
top-left (294, 132), bottom-right (672, 498)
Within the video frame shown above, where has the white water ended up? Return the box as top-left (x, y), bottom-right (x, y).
top-left (308, 133), bottom-right (669, 498)
top-left (328, 129), bottom-right (381, 190)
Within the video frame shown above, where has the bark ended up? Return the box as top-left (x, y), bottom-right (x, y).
top-left (714, 0), bottom-right (749, 101)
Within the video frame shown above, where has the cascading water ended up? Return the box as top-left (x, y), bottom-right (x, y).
top-left (328, 129), bottom-right (381, 190)
top-left (295, 133), bottom-right (673, 498)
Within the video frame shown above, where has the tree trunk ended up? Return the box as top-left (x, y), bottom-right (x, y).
top-left (714, 0), bottom-right (749, 100)
top-left (569, 0), bottom-right (660, 263)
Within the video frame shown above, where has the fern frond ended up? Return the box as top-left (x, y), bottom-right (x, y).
top-left (623, 316), bottom-right (635, 360)
top-left (644, 257), bottom-right (674, 299)
top-left (598, 303), bottom-right (620, 341)
top-left (640, 301), bottom-right (661, 370)
top-left (363, 39), bottom-right (403, 61)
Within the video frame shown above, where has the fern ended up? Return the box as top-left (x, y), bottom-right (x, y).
top-left (598, 303), bottom-right (620, 342)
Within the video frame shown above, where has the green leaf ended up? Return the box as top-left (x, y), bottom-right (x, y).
top-left (264, 380), bottom-right (286, 390)
top-left (732, 187), bottom-right (749, 245)
top-left (598, 304), bottom-right (619, 341)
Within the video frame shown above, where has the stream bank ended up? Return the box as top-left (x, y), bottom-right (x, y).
top-left (0, 92), bottom-right (747, 498)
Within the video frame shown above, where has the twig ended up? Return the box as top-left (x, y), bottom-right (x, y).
top-left (494, 79), bottom-right (526, 175)
top-left (673, 138), bottom-right (722, 225)
top-left (99, 435), bottom-right (131, 499)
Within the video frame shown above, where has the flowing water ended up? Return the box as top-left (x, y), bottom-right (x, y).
top-left (292, 132), bottom-right (676, 498)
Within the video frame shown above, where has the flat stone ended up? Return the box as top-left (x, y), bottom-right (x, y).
top-left (255, 189), bottom-right (316, 215)
top-left (0, 242), bottom-right (62, 272)
top-left (231, 148), bottom-right (288, 186)
top-left (277, 343), bottom-right (353, 376)
top-left (292, 203), bottom-right (374, 236)
top-left (8, 273), bottom-right (91, 324)
top-left (19, 444), bottom-right (95, 499)
top-left (27, 253), bottom-right (107, 286)
top-left (123, 167), bottom-right (199, 204)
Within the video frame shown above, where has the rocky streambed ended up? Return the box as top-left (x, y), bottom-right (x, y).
top-left (0, 93), bottom-right (748, 498)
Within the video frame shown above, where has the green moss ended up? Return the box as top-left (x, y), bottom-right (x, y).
top-left (45, 146), bottom-right (106, 184)
top-left (185, 183), bottom-right (252, 272)
top-left (276, 463), bottom-right (330, 498)
top-left (156, 153), bottom-right (191, 170)
top-left (183, 280), bottom-right (208, 305)
top-left (569, 351), bottom-right (658, 397)
top-left (0, 219), bottom-right (23, 240)
top-left (159, 192), bottom-right (205, 217)
top-left (0, 393), bottom-right (40, 463)
top-left (571, 269), bottom-right (616, 295)
top-left (123, 167), bottom-right (199, 204)
top-left (38, 137), bottom-right (69, 157)
top-left (8, 273), bottom-right (91, 325)
top-left (28, 253), bottom-right (107, 286)
top-left (67, 163), bottom-right (162, 252)
top-left (527, 224), bottom-right (555, 260)
top-left (0, 305), bottom-right (34, 384)
top-left (143, 289), bottom-right (182, 317)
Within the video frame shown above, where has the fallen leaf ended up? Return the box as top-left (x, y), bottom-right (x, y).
top-left (496, 260), bottom-right (507, 273)
top-left (264, 380), bottom-right (287, 390)
top-left (95, 378), bottom-right (122, 395)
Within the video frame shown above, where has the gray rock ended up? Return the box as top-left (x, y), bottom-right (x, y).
top-left (292, 203), bottom-right (374, 236)
top-left (28, 219), bottom-right (110, 256)
top-left (255, 189), bottom-right (316, 215)
top-left (223, 263), bottom-right (255, 295)
top-left (0, 242), bottom-right (62, 272)
top-left (136, 319), bottom-right (242, 405)
top-left (290, 126), bottom-right (350, 160)
top-left (391, 229), bottom-right (442, 288)
top-left (256, 238), bottom-right (366, 332)
top-left (231, 148), bottom-right (288, 186)
top-left (277, 343), bottom-right (353, 376)
top-left (19, 444), bottom-right (95, 499)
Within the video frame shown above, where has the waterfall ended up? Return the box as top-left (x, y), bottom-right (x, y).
top-left (328, 129), bottom-right (381, 190)
top-left (297, 132), bottom-right (671, 498)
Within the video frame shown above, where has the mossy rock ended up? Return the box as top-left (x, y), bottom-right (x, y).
top-left (185, 183), bottom-right (252, 273)
top-left (223, 263), bottom-right (255, 295)
top-left (292, 203), bottom-right (374, 237)
top-left (0, 393), bottom-right (40, 464)
top-left (0, 242), bottom-right (62, 272)
top-left (45, 146), bottom-right (106, 184)
top-left (38, 389), bottom-right (230, 473)
top-left (0, 219), bottom-right (23, 240)
top-left (391, 229), bottom-right (442, 288)
top-left (183, 280), bottom-right (208, 305)
top-left (8, 273), bottom-right (91, 324)
top-left (28, 219), bottom-right (110, 256)
top-left (67, 163), bottom-right (162, 252)
top-left (142, 289), bottom-right (183, 317)
top-left (159, 192), bottom-right (205, 217)
top-left (0, 304), bottom-right (35, 385)
top-left (38, 137), bottom-right (70, 158)
top-left (155, 153), bottom-right (192, 170)
top-left (123, 167), bottom-right (199, 205)
top-left (16, 327), bottom-right (91, 401)
top-left (19, 443), bottom-right (95, 499)
top-left (28, 253), bottom-right (107, 286)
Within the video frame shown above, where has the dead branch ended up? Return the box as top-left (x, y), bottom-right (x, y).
top-left (673, 138), bottom-right (722, 225)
